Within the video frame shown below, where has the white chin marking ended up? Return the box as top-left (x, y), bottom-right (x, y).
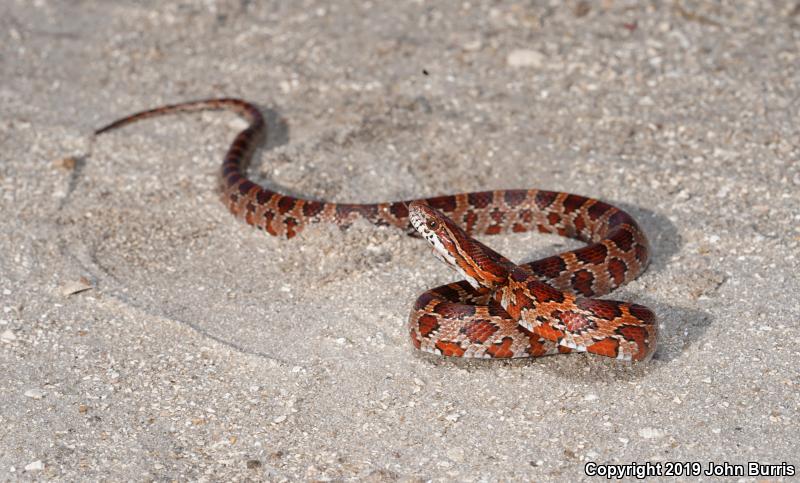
top-left (430, 238), bottom-right (456, 268)
top-left (412, 217), bottom-right (470, 285)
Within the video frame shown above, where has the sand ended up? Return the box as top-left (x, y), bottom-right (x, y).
top-left (1, 1), bottom-right (798, 480)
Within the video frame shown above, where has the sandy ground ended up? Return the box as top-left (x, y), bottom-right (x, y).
top-left (2, 1), bottom-right (799, 480)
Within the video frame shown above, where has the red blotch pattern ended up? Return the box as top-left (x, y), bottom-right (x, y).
top-left (607, 258), bottom-right (628, 286)
top-left (417, 314), bottom-right (440, 338)
top-left (461, 320), bottom-right (499, 344)
top-left (561, 311), bottom-right (591, 332)
top-left (486, 337), bottom-right (515, 358)
top-left (571, 269), bottom-right (596, 296)
top-left (576, 298), bottom-right (623, 320)
top-left (617, 325), bottom-right (650, 361)
top-left (435, 341), bottom-right (465, 357)
top-left (587, 338), bottom-right (620, 358)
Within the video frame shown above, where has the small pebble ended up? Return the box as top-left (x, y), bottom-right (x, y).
top-left (638, 427), bottom-right (664, 439)
top-left (446, 447), bottom-right (465, 462)
top-left (53, 156), bottom-right (78, 170)
top-left (24, 388), bottom-right (45, 399)
top-left (61, 277), bottom-right (93, 296)
top-left (463, 40), bottom-right (482, 51)
top-left (506, 49), bottom-right (545, 68)
top-left (1, 329), bottom-right (15, 343)
top-left (444, 412), bottom-right (461, 422)
top-left (24, 460), bottom-right (44, 472)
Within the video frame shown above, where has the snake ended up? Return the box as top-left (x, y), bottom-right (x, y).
top-left (94, 98), bottom-right (657, 362)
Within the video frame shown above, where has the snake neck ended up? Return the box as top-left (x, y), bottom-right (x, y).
top-left (451, 236), bottom-right (515, 291)
top-left (409, 201), bottom-right (516, 291)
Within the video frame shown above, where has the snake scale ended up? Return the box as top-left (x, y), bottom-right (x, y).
top-left (95, 98), bottom-right (657, 362)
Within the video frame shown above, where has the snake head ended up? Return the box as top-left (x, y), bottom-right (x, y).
top-left (408, 201), bottom-right (461, 265)
top-left (408, 201), bottom-right (512, 290)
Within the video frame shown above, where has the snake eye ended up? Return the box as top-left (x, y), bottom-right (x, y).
top-left (427, 220), bottom-right (437, 229)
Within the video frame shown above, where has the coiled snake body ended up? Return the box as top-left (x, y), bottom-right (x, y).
top-left (95, 98), bottom-right (657, 362)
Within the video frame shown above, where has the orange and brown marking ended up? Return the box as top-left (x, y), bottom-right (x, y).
top-left (461, 319), bottom-right (499, 344)
top-left (435, 341), bottom-right (466, 357)
top-left (486, 337), bottom-right (515, 358)
top-left (587, 338), bottom-right (620, 358)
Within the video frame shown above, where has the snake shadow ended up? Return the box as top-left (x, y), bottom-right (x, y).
top-left (610, 202), bottom-right (714, 366)
top-left (248, 106), bottom-right (318, 199)
top-left (260, 106), bottom-right (290, 151)
top-left (617, 201), bottom-right (680, 278)
top-left (245, 106), bottom-right (322, 199)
